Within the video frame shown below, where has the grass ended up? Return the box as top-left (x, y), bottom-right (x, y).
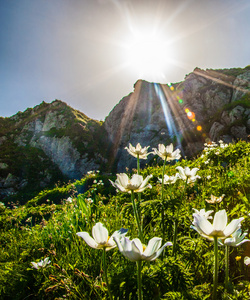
top-left (0, 140), bottom-right (250, 299)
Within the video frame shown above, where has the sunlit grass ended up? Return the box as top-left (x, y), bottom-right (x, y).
top-left (0, 140), bottom-right (250, 299)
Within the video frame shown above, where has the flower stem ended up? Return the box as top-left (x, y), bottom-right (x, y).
top-left (225, 245), bottom-right (230, 292)
top-left (212, 236), bottom-right (218, 300)
top-left (161, 158), bottom-right (167, 245)
top-left (137, 154), bottom-right (142, 231)
top-left (137, 261), bottom-right (142, 300)
top-left (172, 220), bottom-right (178, 257)
top-left (172, 178), bottom-right (187, 256)
top-left (137, 154), bottom-right (140, 175)
top-left (103, 249), bottom-right (113, 300)
top-left (131, 191), bottom-right (143, 241)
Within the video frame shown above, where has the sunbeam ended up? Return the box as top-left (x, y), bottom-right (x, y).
top-left (153, 83), bottom-right (184, 155)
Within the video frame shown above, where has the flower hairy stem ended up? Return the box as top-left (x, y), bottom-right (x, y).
top-left (103, 248), bottom-right (113, 300)
top-left (137, 260), bottom-right (142, 300)
top-left (131, 191), bottom-right (143, 241)
top-left (212, 236), bottom-right (218, 300)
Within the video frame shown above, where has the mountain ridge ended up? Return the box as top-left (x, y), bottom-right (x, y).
top-left (1, 66), bottom-right (249, 202)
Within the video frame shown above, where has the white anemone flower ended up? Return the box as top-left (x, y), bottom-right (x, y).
top-left (244, 256), bottom-right (250, 266)
top-left (206, 194), bottom-right (225, 204)
top-left (192, 208), bottom-right (214, 220)
top-left (77, 222), bottom-right (128, 251)
top-left (192, 209), bottom-right (244, 241)
top-left (176, 166), bottom-right (200, 183)
top-left (109, 173), bottom-right (152, 193)
top-left (31, 257), bottom-right (51, 269)
top-left (158, 174), bottom-right (179, 185)
top-left (114, 236), bottom-right (172, 261)
top-left (221, 228), bottom-right (250, 247)
top-left (152, 143), bottom-right (181, 161)
top-left (125, 143), bottom-right (151, 159)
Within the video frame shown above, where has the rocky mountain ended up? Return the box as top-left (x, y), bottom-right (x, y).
top-left (104, 66), bottom-right (250, 171)
top-left (0, 66), bottom-right (249, 201)
top-left (0, 100), bottom-right (109, 201)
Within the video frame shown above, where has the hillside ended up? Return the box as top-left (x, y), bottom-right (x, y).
top-left (104, 66), bottom-right (250, 171)
top-left (0, 140), bottom-right (249, 299)
top-left (0, 66), bottom-right (249, 203)
top-left (0, 100), bottom-right (109, 203)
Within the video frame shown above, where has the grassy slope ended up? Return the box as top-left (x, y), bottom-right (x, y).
top-left (0, 100), bottom-right (109, 204)
top-left (0, 140), bottom-right (250, 299)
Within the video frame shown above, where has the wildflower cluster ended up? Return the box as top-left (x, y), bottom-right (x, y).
top-left (2, 141), bottom-right (249, 300)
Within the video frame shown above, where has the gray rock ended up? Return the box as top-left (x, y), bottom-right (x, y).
top-left (229, 106), bottom-right (245, 123)
top-left (232, 71), bottom-right (250, 102)
top-left (209, 122), bottom-right (225, 141)
top-left (4, 173), bottom-right (18, 188)
top-left (230, 126), bottom-right (248, 140)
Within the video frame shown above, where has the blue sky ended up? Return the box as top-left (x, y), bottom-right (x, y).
top-left (1, 0), bottom-right (249, 120)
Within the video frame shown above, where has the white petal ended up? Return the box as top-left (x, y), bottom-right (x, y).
top-left (77, 232), bottom-right (99, 249)
top-left (213, 210), bottom-right (227, 232)
top-left (143, 237), bottom-right (162, 257)
top-left (31, 262), bottom-right (38, 269)
top-left (176, 166), bottom-right (186, 179)
top-left (117, 173), bottom-right (129, 188)
top-left (92, 223), bottom-right (108, 245)
top-left (144, 242), bottom-right (172, 261)
top-left (224, 217), bottom-right (244, 237)
top-left (194, 214), bottom-right (213, 236)
top-left (123, 238), bottom-right (142, 261)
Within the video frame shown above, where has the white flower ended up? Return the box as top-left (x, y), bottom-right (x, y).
top-left (152, 143), bottom-right (181, 161)
top-left (221, 228), bottom-right (250, 247)
top-left (158, 174), bottom-right (179, 184)
top-left (207, 175), bottom-right (211, 180)
top-left (192, 209), bottom-right (244, 241)
top-left (244, 256), bottom-right (250, 266)
top-left (31, 257), bottom-right (51, 269)
top-left (109, 173), bottom-right (152, 193)
top-left (176, 166), bottom-right (200, 183)
top-left (66, 197), bottom-right (73, 203)
top-left (114, 236), bottom-right (172, 261)
top-left (219, 140), bottom-right (228, 149)
top-left (76, 222), bottom-right (128, 251)
top-left (206, 194), bottom-right (225, 204)
top-left (125, 143), bottom-right (151, 159)
top-left (86, 197), bottom-right (93, 204)
top-left (192, 208), bottom-right (214, 220)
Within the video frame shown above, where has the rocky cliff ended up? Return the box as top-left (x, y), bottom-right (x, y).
top-left (104, 66), bottom-right (250, 171)
top-left (1, 66), bottom-right (249, 201)
top-left (0, 100), bottom-right (109, 201)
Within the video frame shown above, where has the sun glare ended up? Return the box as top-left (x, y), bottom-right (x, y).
top-left (124, 29), bottom-right (174, 82)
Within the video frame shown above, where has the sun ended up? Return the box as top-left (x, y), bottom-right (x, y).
top-left (123, 29), bottom-right (174, 82)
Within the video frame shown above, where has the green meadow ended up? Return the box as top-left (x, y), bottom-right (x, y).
top-left (1, 140), bottom-right (250, 299)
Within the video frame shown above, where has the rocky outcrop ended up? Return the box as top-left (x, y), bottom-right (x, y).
top-left (104, 80), bottom-right (193, 171)
top-left (104, 67), bottom-right (250, 171)
top-left (1, 66), bottom-right (249, 200)
top-left (0, 100), bottom-right (109, 200)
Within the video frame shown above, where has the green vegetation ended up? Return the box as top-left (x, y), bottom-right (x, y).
top-left (1, 141), bottom-right (250, 299)
top-left (0, 100), bottom-right (110, 203)
top-left (215, 65), bottom-right (250, 77)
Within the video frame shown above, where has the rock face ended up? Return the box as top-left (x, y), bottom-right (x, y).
top-left (1, 66), bottom-right (249, 200)
top-left (0, 100), bottom-right (109, 200)
top-left (104, 67), bottom-right (250, 171)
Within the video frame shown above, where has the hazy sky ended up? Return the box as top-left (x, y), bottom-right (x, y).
top-left (1, 0), bottom-right (250, 120)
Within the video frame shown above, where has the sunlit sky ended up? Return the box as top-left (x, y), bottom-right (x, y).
top-left (1, 0), bottom-right (250, 121)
